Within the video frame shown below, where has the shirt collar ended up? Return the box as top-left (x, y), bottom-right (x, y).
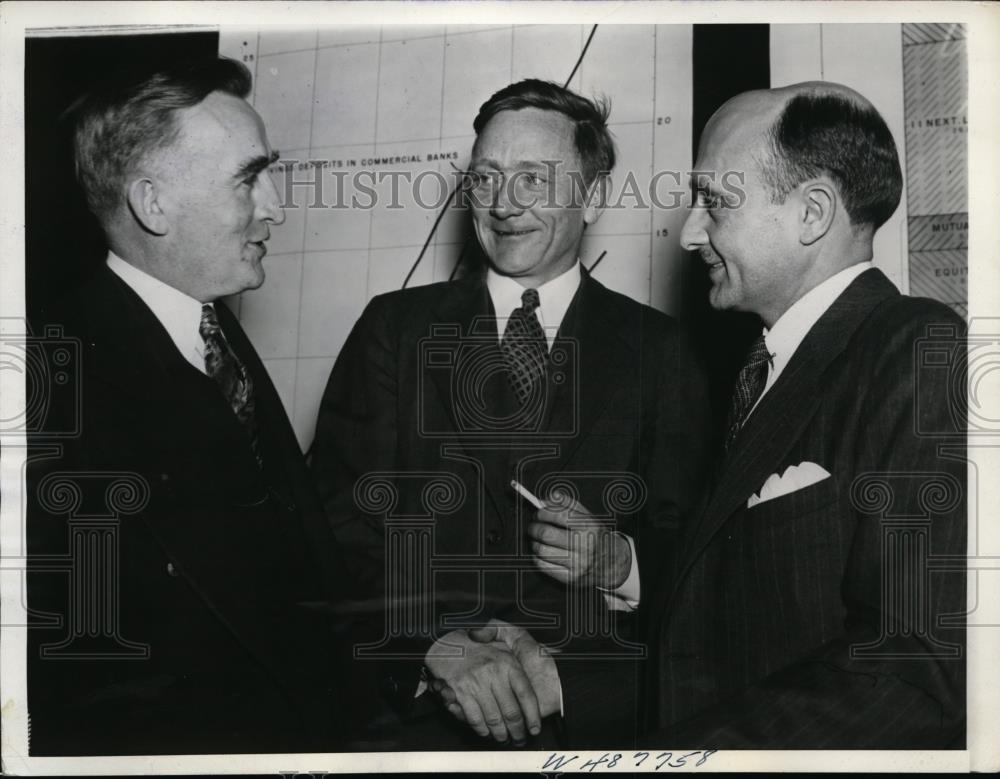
top-left (486, 261), bottom-right (582, 348)
top-left (763, 261), bottom-right (874, 383)
top-left (105, 251), bottom-right (209, 373)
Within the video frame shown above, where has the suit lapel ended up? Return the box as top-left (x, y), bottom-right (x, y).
top-left (74, 269), bottom-right (324, 699)
top-left (87, 268), bottom-right (259, 472)
top-left (424, 277), bottom-right (513, 511)
top-left (541, 273), bottom-right (636, 474)
top-left (669, 269), bottom-right (901, 606)
top-left (216, 302), bottom-right (342, 593)
top-left (426, 274), bottom-right (498, 423)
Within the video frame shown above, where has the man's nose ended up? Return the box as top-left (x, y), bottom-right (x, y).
top-left (256, 171), bottom-right (286, 225)
top-left (679, 205), bottom-right (707, 251)
top-left (489, 176), bottom-right (524, 219)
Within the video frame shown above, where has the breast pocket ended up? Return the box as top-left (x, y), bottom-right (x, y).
top-left (746, 475), bottom-right (840, 524)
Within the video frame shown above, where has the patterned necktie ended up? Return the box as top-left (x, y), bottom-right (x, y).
top-left (199, 304), bottom-right (261, 464)
top-left (724, 334), bottom-right (773, 451)
top-left (500, 288), bottom-right (548, 406)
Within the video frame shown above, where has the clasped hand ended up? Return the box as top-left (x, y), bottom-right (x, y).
top-left (528, 490), bottom-right (630, 589)
top-left (424, 619), bottom-right (559, 745)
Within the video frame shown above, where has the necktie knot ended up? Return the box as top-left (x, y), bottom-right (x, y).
top-left (724, 334), bottom-right (773, 451)
top-left (520, 287), bottom-right (541, 314)
top-left (744, 334), bottom-right (772, 372)
top-left (198, 304), bottom-right (261, 465)
top-left (199, 303), bottom-right (221, 341)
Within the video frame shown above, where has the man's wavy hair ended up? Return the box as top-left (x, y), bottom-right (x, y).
top-left (472, 79), bottom-right (616, 185)
top-left (761, 91), bottom-right (903, 230)
top-left (71, 57), bottom-right (252, 221)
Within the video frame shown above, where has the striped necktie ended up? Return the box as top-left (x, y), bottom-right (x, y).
top-left (724, 334), bottom-right (773, 452)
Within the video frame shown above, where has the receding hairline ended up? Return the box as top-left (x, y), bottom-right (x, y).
top-left (470, 106), bottom-right (595, 182)
top-left (140, 91), bottom-right (266, 175)
top-left (710, 82), bottom-right (877, 153)
top-left (472, 106), bottom-right (579, 148)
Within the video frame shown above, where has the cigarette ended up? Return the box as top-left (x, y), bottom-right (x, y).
top-left (510, 479), bottom-right (543, 509)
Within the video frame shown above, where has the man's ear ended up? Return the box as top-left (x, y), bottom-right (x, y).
top-left (583, 175), bottom-right (608, 227)
top-left (125, 177), bottom-right (169, 236)
top-left (799, 179), bottom-right (836, 245)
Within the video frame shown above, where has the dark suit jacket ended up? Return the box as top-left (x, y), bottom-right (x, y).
top-left (311, 271), bottom-right (711, 739)
top-left (562, 268), bottom-right (967, 749)
top-left (27, 265), bottom-right (350, 755)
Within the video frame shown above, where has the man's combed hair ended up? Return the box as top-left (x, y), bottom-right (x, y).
top-left (473, 79), bottom-right (616, 184)
top-left (72, 57), bottom-right (253, 221)
top-left (762, 92), bottom-right (903, 229)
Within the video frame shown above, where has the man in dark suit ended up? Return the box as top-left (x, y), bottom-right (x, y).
top-left (310, 79), bottom-right (710, 747)
top-left (27, 58), bottom-right (350, 754)
top-left (440, 81), bottom-right (967, 749)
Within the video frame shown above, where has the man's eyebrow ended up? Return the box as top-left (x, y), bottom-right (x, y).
top-left (234, 149), bottom-right (281, 180)
top-left (469, 159), bottom-right (554, 172)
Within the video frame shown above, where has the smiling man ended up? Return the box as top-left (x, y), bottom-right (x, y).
top-left (638, 81), bottom-right (968, 748)
top-left (27, 57), bottom-right (350, 754)
top-left (311, 79), bottom-right (710, 748)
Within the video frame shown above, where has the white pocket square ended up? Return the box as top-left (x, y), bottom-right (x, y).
top-left (747, 462), bottom-right (831, 508)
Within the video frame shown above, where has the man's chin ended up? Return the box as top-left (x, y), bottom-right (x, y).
top-left (708, 283), bottom-right (735, 311)
top-left (488, 255), bottom-right (537, 278)
top-left (246, 266), bottom-right (266, 291)
top-left (222, 263), bottom-right (265, 297)
top-left (243, 254), bottom-right (267, 285)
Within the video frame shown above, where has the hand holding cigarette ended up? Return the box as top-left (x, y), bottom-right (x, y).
top-left (512, 480), bottom-right (630, 589)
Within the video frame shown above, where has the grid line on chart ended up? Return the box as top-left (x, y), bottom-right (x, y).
top-left (292, 28), bottom-right (322, 425)
top-left (234, 32), bottom-right (263, 322)
top-left (648, 25), bottom-right (657, 307)
top-left (256, 25), bottom-right (519, 59)
top-left (267, 117), bottom-right (659, 157)
top-left (365, 27), bottom-right (385, 301)
top-left (509, 25), bottom-right (514, 83)
top-left (433, 27), bottom-right (450, 282)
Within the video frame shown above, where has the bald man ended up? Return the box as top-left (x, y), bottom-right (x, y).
top-left (436, 82), bottom-right (967, 749)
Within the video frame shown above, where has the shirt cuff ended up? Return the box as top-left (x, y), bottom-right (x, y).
top-left (415, 666), bottom-right (429, 698)
top-left (597, 533), bottom-right (640, 611)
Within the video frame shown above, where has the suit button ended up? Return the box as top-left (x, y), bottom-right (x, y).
top-left (487, 530), bottom-right (502, 545)
top-left (166, 562), bottom-right (180, 577)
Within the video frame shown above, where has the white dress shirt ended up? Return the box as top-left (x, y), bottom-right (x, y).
top-left (748, 261), bottom-right (874, 419)
top-left (106, 252), bottom-right (211, 375)
top-left (486, 261), bottom-right (582, 350)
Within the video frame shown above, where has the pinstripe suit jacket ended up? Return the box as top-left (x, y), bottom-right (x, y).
top-left (561, 268), bottom-right (967, 749)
